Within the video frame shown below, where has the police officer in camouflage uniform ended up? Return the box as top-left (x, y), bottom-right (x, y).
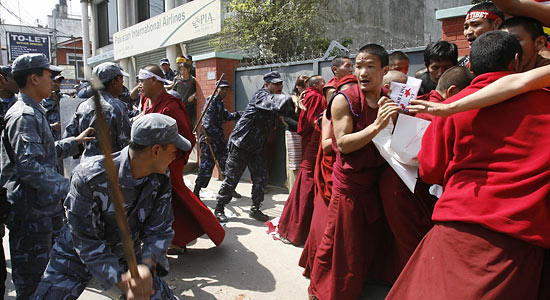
top-left (64, 62), bottom-right (131, 161)
top-left (193, 80), bottom-right (242, 198)
top-left (0, 53), bottom-right (94, 300)
top-left (214, 71), bottom-right (292, 222)
top-left (41, 74), bottom-right (64, 141)
top-left (32, 113), bottom-right (191, 300)
top-left (0, 66), bottom-right (18, 118)
top-left (0, 64), bottom-right (18, 299)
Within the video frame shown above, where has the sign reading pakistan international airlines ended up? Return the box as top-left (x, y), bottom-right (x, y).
top-left (113, 0), bottom-right (221, 60)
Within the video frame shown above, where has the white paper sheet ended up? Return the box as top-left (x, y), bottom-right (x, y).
top-left (372, 121), bottom-right (419, 193)
top-left (388, 76), bottom-right (422, 111)
top-left (390, 114), bottom-right (431, 166)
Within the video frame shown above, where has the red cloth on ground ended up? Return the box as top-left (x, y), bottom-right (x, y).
top-left (299, 118), bottom-right (334, 277)
top-left (419, 71), bottom-right (550, 248)
top-left (309, 84), bottom-right (390, 300)
top-left (145, 91), bottom-right (224, 246)
top-left (297, 87), bottom-right (326, 157)
top-left (386, 222), bottom-right (544, 300)
top-left (278, 127), bottom-right (321, 245)
top-left (413, 89), bottom-right (444, 121)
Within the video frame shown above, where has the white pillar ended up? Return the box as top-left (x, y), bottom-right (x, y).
top-left (89, 2), bottom-right (96, 56)
top-left (117, 0), bottom-right (127, 29)
top-left (165, 0), bottom-right (177, 70)
top-left (118, 0), bottom-right (129, 87)
top-left (80, 0), bottom-right (91, 79)
top-left (128, 0), bottom-right (136, 26)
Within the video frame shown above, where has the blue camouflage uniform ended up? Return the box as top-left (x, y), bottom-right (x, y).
top-left (215, 87), bottom-right (290, 210)
top-left (194, 93), bottom-right (241, 193)
top-left (32, 147), bottom-right (177, 300)
top-left (0, 92), bottom-right (80, 300)
top-left (41, 92), bottom-right (62, 141)
top-left (120, 86), bottom-right (140, 119)
top-left (0, 95), bottom-right (17, 118)
top-left (63, 90), bottom-right (130, 161)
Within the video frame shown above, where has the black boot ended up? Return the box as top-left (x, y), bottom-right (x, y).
top-left (232, 191), bottom-right (242, 198)
top-left (193, 185), bottom-right (201, 198)
top-left (214, 204), bottom-right (228, 223)
top-left (249, 204), bottom-right (269, 222)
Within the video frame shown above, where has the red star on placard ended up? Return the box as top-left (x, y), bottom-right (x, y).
top-left (405, 88), bottom-right (411, 97)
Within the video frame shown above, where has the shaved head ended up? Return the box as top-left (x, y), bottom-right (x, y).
top-left (383, 70), bottom-right (407, 86)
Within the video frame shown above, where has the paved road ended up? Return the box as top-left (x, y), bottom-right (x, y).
top-left (3, 173), bottom-right (390, 299)
top-left (3, 174), bottom-right (310, 299)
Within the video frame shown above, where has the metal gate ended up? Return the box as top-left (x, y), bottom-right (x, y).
top-left (233, 47), bottom-right (426, 187)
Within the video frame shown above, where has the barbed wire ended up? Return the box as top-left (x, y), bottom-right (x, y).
top-left (239, 36), bottom-right (426, 68)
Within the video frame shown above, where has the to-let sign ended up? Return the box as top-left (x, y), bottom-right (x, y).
top-left (7, 32), bottom-right (51, 62)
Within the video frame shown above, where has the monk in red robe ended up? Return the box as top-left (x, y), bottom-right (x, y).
top-left (138, 64), bottom-right (225, 248)
top-left (308, 44), bottom-right (399, 300)
top-left (376, 66), bottom-right (476, 279)
top-left (323, 56), bottom-right (354, 101)
top-left (300, 76), bottom-right (357, 278)
top-left (278, 76), bottom-right (326, 245)
top-left (387, 31), bottom-right (550, 300)
top-left (414, 65), bottom-right (473, 121)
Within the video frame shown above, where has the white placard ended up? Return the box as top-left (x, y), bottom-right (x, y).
top-left (372, 121), bottom-right (419, 193)
top-left (59, 65), bottom-right (76, 80)
top-left (390, 113), bottom-right (430, 166)
top-left (207, 71), bottom-right (216, 80)
top-left (388, 76), bottom-right (422, 111)
top-left (113, 0), bottom-right (222, 60)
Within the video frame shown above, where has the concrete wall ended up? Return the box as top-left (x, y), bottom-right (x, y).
top-left (323, 0), bottom-right (470, 50)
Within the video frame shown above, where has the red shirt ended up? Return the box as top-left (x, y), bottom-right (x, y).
top-left (144, 90), bottom-right (196, 163)
top-left (419, 71), bottom-right (550, 248)
top-left (297, 87), bottom-right (326, 156)
top-left (414, 89), bottom-right (445, 121)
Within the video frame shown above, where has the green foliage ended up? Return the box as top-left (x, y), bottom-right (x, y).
top-left (213, 0), bottom-right (332, 60)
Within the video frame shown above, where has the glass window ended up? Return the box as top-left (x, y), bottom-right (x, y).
top-left (137, 0), bottom-right (149, 22)
top-left (107, 0), bottom-right (118, 43)
top-left (96, 0), bottom-right (118, 47)
top-left (97, 1), bottom-right (109, 47)
top-left (137, 0), bottom-right (165, 22)
top-left (150, 0), bottom-right (164, 17)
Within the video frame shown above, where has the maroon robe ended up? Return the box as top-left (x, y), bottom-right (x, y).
top-left (388, 72), bottom-right (550, 299)
top-left (414, 89), bottom-right (445, 121)
top-left (278, 88), bottom-right (326, 245)
top-left (299, 117), bottom-right (334, 278)
top-left (145, 91), bottom-right (225, 246)
top-left (297, 87), bottom-right (326, 157)
top-left (309, 84), bottom-right (390, 300)
top-left (277, 126), bottom-right (320, 245)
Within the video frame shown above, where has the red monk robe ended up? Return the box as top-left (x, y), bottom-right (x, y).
top-left (299, 113), bottom-right (334, 278)
top-left (297, 87), bottom-right (327, 157)
top-left (309, 84), bottom-right (391, 300)
top-left (300, 78), bottom-right (356, 278)
top-left (144, 90), bottom-right (225, 246)
top-left (387, 72), bottom-right (550, 299)
top-left (413, 89), bottom-right (445, 121)
top-left (278, 87), bottom-right (326, 245)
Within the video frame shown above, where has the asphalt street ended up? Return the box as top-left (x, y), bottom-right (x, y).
top-left (3, 173), bottom-right (390, 299)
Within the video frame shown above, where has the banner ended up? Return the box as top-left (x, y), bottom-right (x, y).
top-left (7, 32), bottom-right (51, 62)
top-left (113, 0), bottom-right (222, 60)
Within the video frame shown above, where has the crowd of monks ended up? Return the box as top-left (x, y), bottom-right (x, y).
top-left (274, 2), bottom-right (550, 299)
